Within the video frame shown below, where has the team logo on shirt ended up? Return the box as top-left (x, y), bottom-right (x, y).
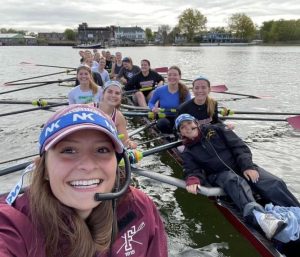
top-left (116, 222), bottom-right (145, 256)
top-left (206, 129), bottom-right (216, 140)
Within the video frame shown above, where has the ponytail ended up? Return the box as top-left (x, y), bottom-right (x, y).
top-left (206, 96), bottom-right (217, 117)
top-left (178, 82), bottom-right (189, 104)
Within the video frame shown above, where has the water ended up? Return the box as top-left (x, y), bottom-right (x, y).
top-left (0, 46), bottom-right (300, 256)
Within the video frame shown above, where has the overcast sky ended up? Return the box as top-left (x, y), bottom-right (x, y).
top-left (2, 0), bottom-right (300, 32)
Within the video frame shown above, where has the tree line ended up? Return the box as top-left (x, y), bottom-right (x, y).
top-left (1, 9), bottom-right (299, 44)
top-left (145, 8), bottom-right (300, 44)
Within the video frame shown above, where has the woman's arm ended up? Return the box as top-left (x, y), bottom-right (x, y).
top-left (116, 111), bottom-right (137, 149)
top-left (148, 88), bottom-right (160, 110)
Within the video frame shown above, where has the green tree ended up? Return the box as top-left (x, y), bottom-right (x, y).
top-left (228, 13), bottom-right (256, 42)
top-left (261, 20), bottom-right (275, 42)
top-left (0, 28), bottom-right (26, 35)
top-left (64, 28), bottom-right (76, 41)
top-left (178, 8), bottom-right (207, 42)
top-left (210, 27), bottom-right (227, 33)
top-left (145, 27), bottom-right (153, 42)
top-left (261, 19), bottom-right (300, 43)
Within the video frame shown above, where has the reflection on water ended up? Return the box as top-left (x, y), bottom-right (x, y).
top-left (0, 46), bottom-right (300, 256)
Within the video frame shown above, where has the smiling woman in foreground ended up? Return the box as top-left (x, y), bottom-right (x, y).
top-left (0, 104), bottom-right (167, 257)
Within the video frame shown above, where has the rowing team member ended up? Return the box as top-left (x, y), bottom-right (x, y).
top-left (124, 59), bottom-right (165, 107)
top-left (68, 66), bottom-right (137, 148)
top-left (148, 65), bottom-right (191, 134)
top-left (0, 104), bottom-right (167, 257)
top-left (175, 113), bottom-right (300, 241)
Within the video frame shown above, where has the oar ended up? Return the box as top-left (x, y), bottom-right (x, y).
top-left (0, 140), bottom-right (183, 177)
top-left (0, 161), bottom-right (225, 197)
top-left (0, 161), bottom-right (31, 176)
top-left (128, 121), bottom-right (157, 137)
top-left (210, 84), bottom-right (228, 93)
top-left (141, 140), bottom-right (182, 157)
top-left (215, 91), bottom-right (269, 99)
top-left (219, 108), bottom-right (300, 116)
top-left (131, 166), bottom-right (225, 197)
top-left (122, 111), bottom-right (175, 119)
top-left (220, 115), bottom-right (300, 130)
top-left (0, 81), bottom-right (65, 95)
top-left (124, 84), bottom-right (228, 96)
top-left (3, 69), bottom-right (76, 85)
top-left (0, 99), bottom-right (61, 106)
top-left (0, 154), bottom-right (38, 165)
top-left (123, 86), bottom-right (154, 95)
top-left (121, 104), bottom-right (150, 111)
top-left (154, 67), bottom-right (168, 73)
top-left (4, 78), bottom-right (76, 86)
top-left (122, 106), bottom-right (177, 113)
top-left (0, 102), bottom-right (68, 117)
top-left (20, 62), bottom-right (75, 70)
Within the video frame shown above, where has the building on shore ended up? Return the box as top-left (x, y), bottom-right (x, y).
top-left (114, 26), bottom-right (146, 46)
top-left (76, 23), bottom-right (146, 47)
top-left (77, 23), bottom-right (114, 47)
top-left (37, 32), bottom-right (76, 46)
top-left (37, 32), bottom-right (65, 42)
top-left (0, 33), bottom-right (37, 46)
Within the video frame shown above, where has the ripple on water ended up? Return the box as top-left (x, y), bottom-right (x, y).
top-left (170, 242), bottom-right (229, 257)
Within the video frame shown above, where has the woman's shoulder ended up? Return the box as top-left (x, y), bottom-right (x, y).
top-left (155, 84), bottom-right (168, 92)
top-left (0, 193), bottom-right (46, 256)
top-left (0, 193), bottom-right (30, 219)
top-left (119, 187), bottom-right (154, 211)
top-left (68, 85), bottom-right (81, 93)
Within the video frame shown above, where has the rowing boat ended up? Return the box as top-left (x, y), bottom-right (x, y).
top-left (72, 43), bottom-right (104, 49)
top-left (122, 97), bottom-right (299, 257)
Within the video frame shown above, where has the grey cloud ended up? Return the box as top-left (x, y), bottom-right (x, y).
top-left (0, 0), bottom-right (299, 32)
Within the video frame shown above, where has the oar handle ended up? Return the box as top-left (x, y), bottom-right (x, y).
top-left (0, 102), bottom-right (68, 117)
top-left (119, 140), bottom-right (182, 166)
top-left (122, 111), bottom-right (172, 119)
top-left (219, 107), bottom-right (300, 116)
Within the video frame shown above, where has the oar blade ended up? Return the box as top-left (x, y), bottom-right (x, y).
top-left (154, 67), bottom-right (168, 73)
top-left (287, 115), bottom-right (300, 130)
top-left (20, 62), bottom-right (33, 65)
top-left (211, 84), bottom-right (228, 93)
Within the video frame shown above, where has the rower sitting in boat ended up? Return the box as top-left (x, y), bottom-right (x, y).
top-left (110, 52), bottom-right (123, 80)
top-left (175, 114), bottom-right (300, 240)
top-left (148, 66), bottom-right (191, 134)
top-left (68, 64), bottom-right (103, 105)
top-left (116, 57), bottom-right (141, 85)
top-left (99, 80), bottom-right (137, 149)
top-left (124, 59), bottom-right (164, 107)
top-left (178, 76), bottom-right (234, 129)
top-left (0, 104), bottom-right (167, 257)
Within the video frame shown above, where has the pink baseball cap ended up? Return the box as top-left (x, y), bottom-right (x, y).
top-left (39, 104), bottom-right (124, 154)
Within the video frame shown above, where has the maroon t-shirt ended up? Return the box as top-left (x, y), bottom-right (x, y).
top-left (0, 187), bottom-right (167, 257)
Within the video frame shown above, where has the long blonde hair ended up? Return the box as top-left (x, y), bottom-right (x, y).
top-left (206, 96), bottom-right (217, 118)
top-left (29, 155), bottom-right (116, 257)
top-left (77, 65), bottom-right (99, 95)
top-left (168, 65), bottom-right (189, 104)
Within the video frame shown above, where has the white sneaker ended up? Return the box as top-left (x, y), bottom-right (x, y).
top-left (253, 210), bottom-right (286, 239)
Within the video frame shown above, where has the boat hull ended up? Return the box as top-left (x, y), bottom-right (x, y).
top-left (123, 97), bottom-right (299, 257)
top-left (72, 43), bottom-right (104, 49)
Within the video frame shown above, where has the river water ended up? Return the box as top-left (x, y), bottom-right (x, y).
top-left (0, 46), bottom-right (300, 256)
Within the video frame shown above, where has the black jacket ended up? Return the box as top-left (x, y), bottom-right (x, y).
top-left (181, 124), bottom-right (255, 180)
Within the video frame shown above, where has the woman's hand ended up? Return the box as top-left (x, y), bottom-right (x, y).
top-left (243, 169), bottom-right (259, 183)
top-left (186, 184), bottom-right (199, 195)
top-left (151, 107), bottom-right (161, 113)
top-left (125, 139), bottom-right (137, 149)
